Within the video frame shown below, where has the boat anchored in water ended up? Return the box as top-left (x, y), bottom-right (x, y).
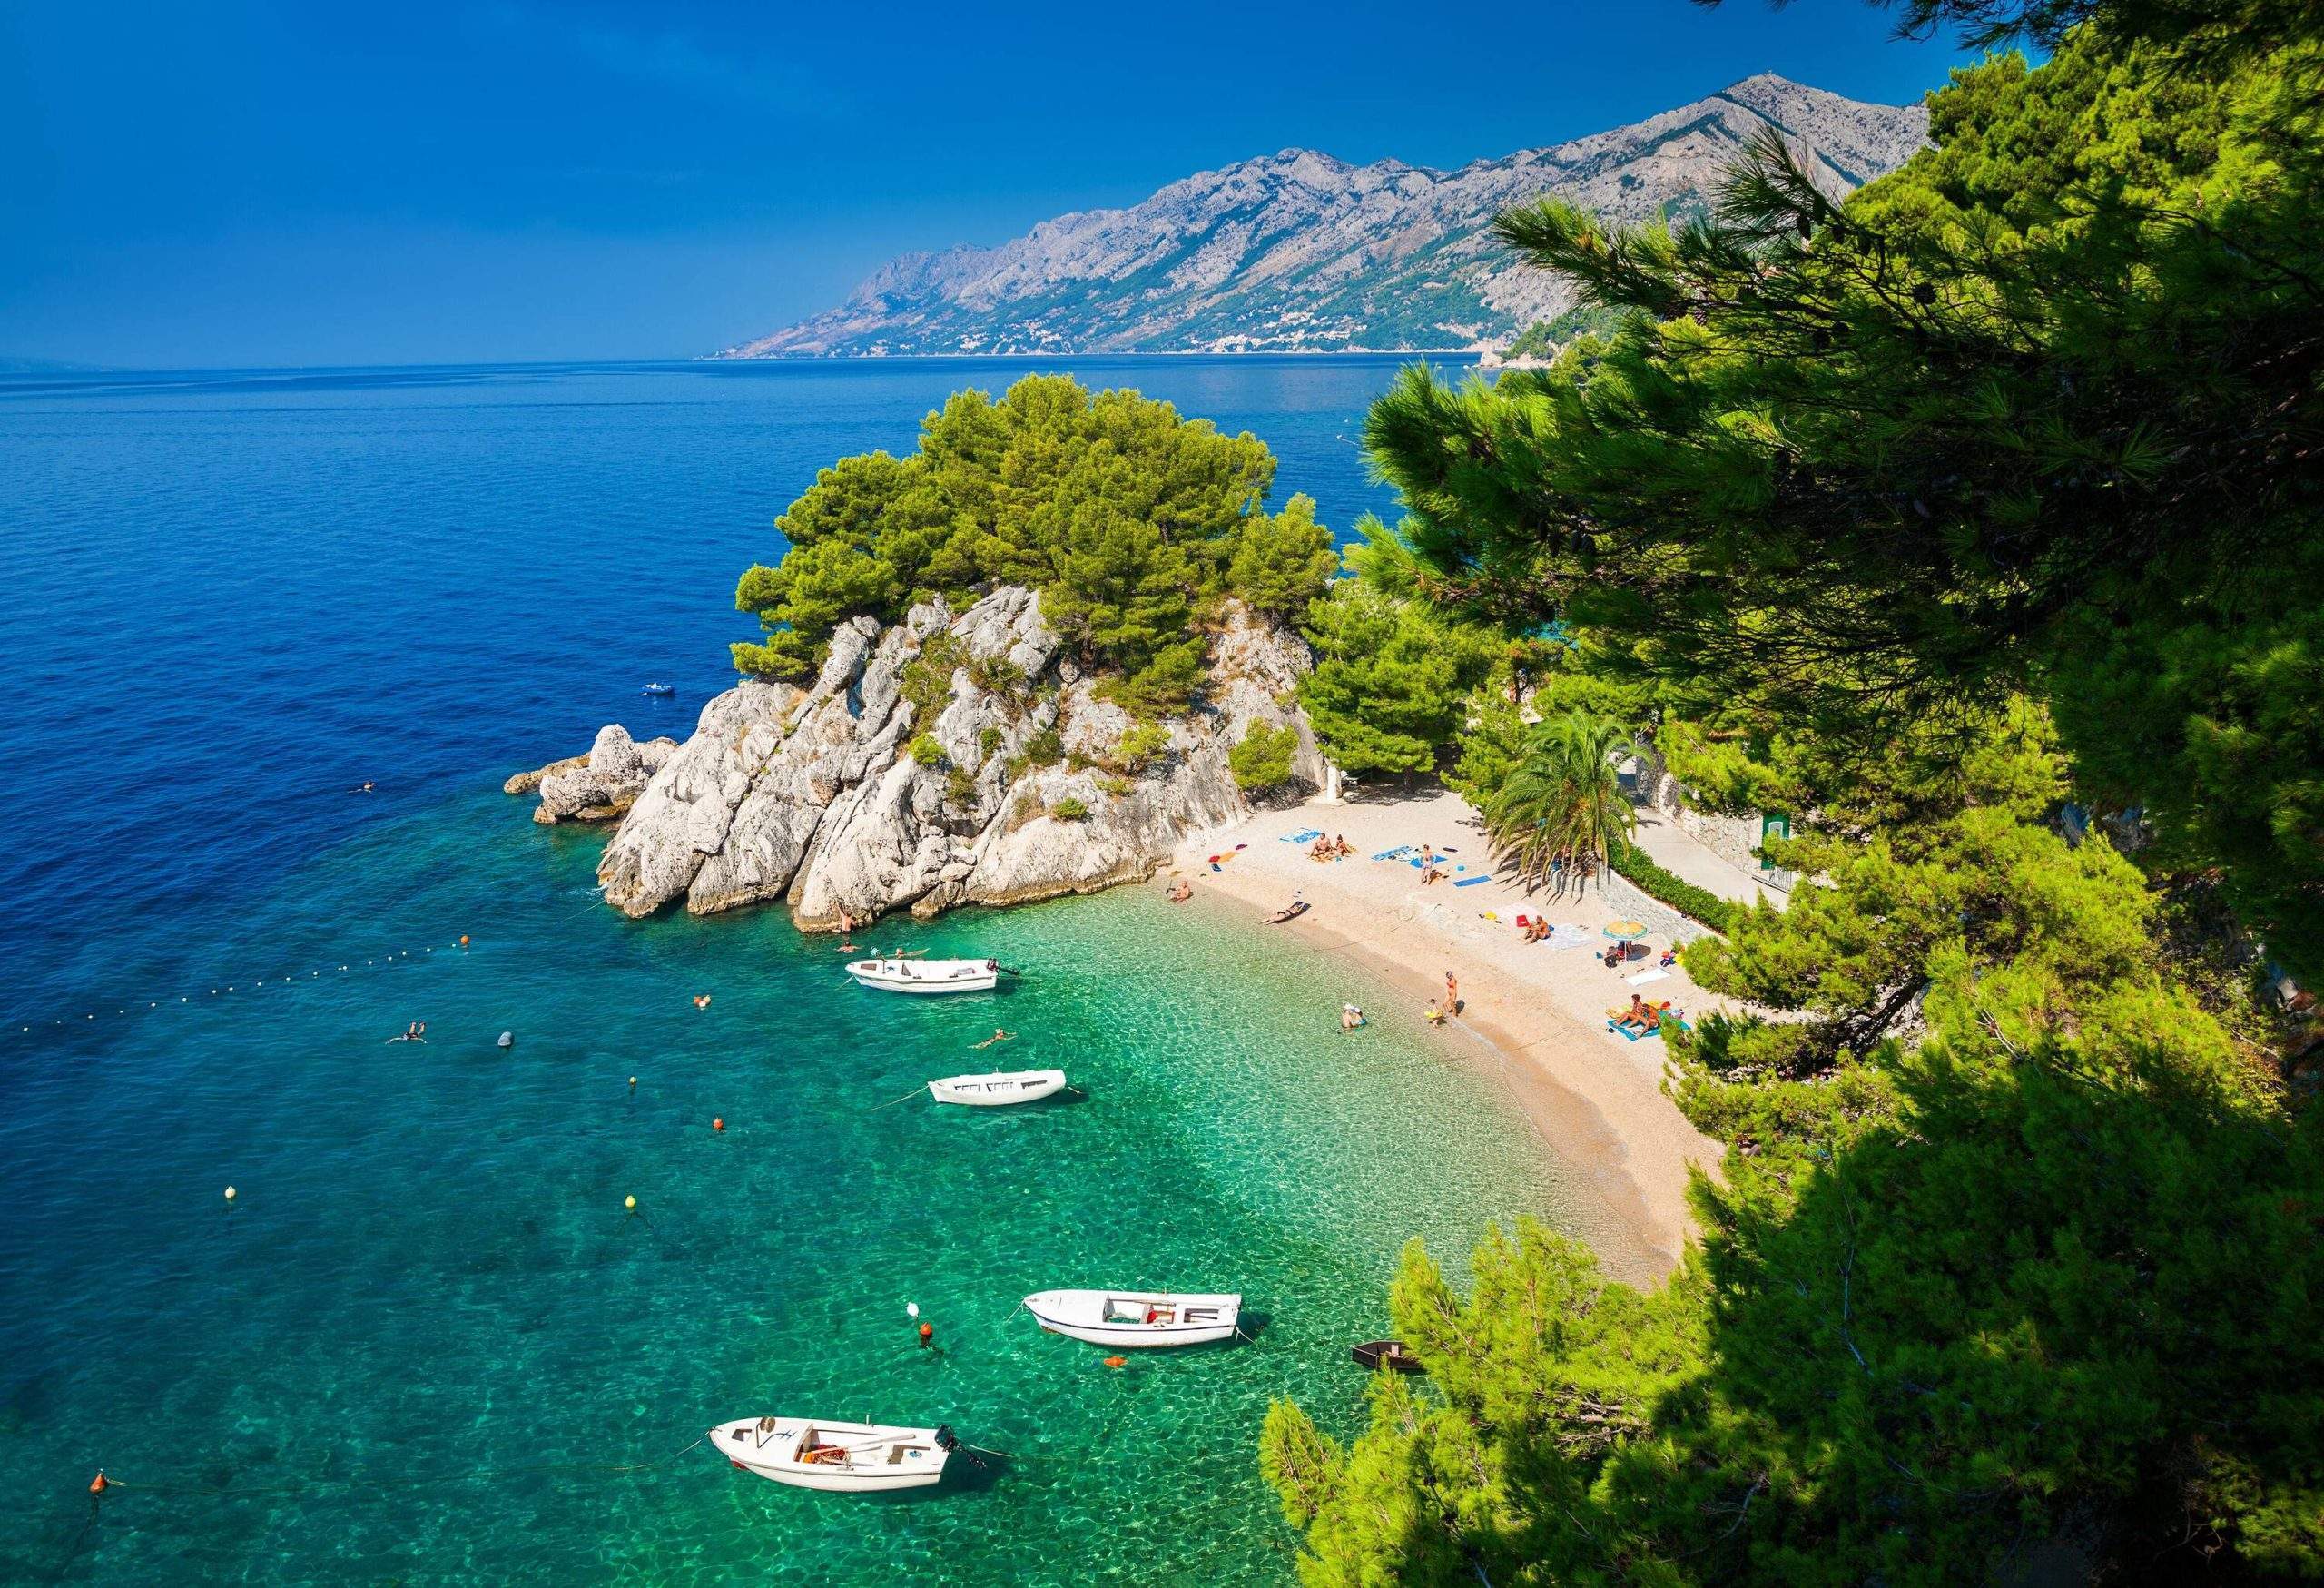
top-left (640, 681), bottom-right (675, 696)
top-left (847, 957), bottom-right (1001, 994)
top-left (708, 1415), bottom-right (956, 1492)
top-left (929, 1069), bottom-right (1068, 1106)
top-left (1023, 1288), bottom-right (1242, 1348)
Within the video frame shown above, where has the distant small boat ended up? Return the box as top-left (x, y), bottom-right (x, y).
top-left (1024, 1288), bottom-right (1241, 1348)
top-left (929, 1069), bottom-right (1067, 1106)
top-left (848, 957), bottom-right (1000, 995)
top-left (1350, 1339), bottom-right (1423, 1374)
top-left (709, 1415), bottom-right (952, 1492)
top-left (641, 682), bottom-right (675, 696)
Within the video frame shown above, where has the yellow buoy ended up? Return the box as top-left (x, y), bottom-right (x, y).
top-left (624, 1194), bottom-right (637, 1210)
top-left (628, 1076), bottom-right (637, 1088)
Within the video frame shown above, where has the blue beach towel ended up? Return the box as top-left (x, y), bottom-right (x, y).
top-left (1371, 844), bottom-right (1413, 862)
top-left (1452, 875), bottom-right (1489, 888)
top-left (1281, 828), bottom-right (1324, 844)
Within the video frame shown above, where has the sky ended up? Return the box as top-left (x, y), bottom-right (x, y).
top-left (0, 1), bottom-right (1988, 369)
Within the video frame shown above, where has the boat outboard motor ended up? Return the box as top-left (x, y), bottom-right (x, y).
top-left (933, 1424), bottom-right (987, 1468)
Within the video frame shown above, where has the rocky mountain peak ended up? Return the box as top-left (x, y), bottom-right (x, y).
top-left (717, 76), bottom-right (1929, 359)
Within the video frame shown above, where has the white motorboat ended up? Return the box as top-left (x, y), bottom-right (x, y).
top-left (709, 1415), bottom-right (953, 1492)
top-left (1023, 1288), bottom-right (1242, 1348)
top-left (928, 1069), bottom-right (1068, 1106)
top-left (847, 957), bottom-right (1000, 994)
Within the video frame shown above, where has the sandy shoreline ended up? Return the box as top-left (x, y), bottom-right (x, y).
top-left (1160, 788), bottom-right (1730, 1277)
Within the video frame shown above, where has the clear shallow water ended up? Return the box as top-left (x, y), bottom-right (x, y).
top-left (0, 358), bottom-right (1638, 1583)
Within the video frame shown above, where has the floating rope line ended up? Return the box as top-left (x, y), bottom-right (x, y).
top-left (5, 937), bottom-right (478, 1042)
top-left (86, 1434), bottom-right (708, 1501)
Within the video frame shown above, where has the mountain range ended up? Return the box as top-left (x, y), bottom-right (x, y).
top-left (716, 74), bottom-right (1928, 360)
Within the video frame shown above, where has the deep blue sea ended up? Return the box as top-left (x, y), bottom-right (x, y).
top-left (0, 358), bottom-right (1642, 1583)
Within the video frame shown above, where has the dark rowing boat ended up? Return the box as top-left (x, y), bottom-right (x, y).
top-left (1350, 1339), bottom-right (1423, 1374)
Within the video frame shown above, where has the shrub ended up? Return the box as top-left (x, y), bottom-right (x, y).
top-left (1052, 795), bottom-right (1090, 821)
top-left (1022, 727), bottom-right (1064, 766)
top-left (1229, 722), bottom-right (1299, 792)
top-left (978, 726), bottom-right (1005, 761)
top-left (1096, 774), bottom-right (1132, 798)
top-left (898, 634), bottom-right (964, 722)
top-left (1113, 722), bottom-right (1173, 774)
top-left (944, 767), bottom-right (977, 806)
top-left (908, 734), bottom-right (947, 767)
top-left (1608, 840), bottom-right (1737, 934)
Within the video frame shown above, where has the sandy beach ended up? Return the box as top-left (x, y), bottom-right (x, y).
top-left (1163, 787), bottom-right (1744, 1276)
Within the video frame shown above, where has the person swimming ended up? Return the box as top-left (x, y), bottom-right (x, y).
top-left (1340, 1003), bottom-right (1365, 1032)
top-left (970, 1029), bottom-right (1014, 1050)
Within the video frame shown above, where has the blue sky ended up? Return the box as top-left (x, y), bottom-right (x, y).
top-left (1, 2), bottom-right (1984, 368)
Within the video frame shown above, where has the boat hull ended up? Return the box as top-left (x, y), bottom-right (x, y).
top-left (709, 1417), bottom-right (949, 1493)
top-left (1024, 1289), bottom-right (1242, 1348)
top-left (929, 1070), bottom-right (1067, 1106)
top-left (847, 958), bottom-right (1000, 995)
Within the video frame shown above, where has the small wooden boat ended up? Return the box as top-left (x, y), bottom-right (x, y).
top-left (1024, 1288), bottom-right (1241, 1348)
top-left (708, 1415), bottom-right (951, 1492)
top-left (928, 1069), bottom-right (1067, 1106)
top-left (1266, 900), bottom-right (1309, 925)
top-left (847, 957), bottom-right (1000, 994)
top-left (1350, 1339), bottom-right (1423, 1374)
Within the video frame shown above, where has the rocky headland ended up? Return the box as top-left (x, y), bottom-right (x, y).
top-left (513, 587), bottom-right (1320, 927)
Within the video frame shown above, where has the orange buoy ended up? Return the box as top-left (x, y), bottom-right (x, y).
top-left (918, 1322), bottom-right (933, 1342)
top-left (1103, 1356), bottom-right (1128, 1368)
top-left (693, 994), bottom-right (711, 1009)
top-left (458, 935), bottom-right (469, 949)
top-left (712, 1117), bottom-right (724, 1132)
top-left (89, 1470), bottom-right (108, 1494)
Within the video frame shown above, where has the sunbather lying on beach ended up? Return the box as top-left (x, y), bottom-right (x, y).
top-left (1167, 879), bottom-right (1192, 902)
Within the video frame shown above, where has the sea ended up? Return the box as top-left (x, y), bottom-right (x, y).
top-left (0, 357), bottom-right (1650, 1584)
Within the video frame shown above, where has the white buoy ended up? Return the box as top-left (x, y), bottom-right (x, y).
top-left (906, 1302), bottom-right (920, 1320)
top-left (224, 1186), bottom-right (237, 1202)
top-left (628, 1075), bottom-right (637, 1088)
top-left (497, 1031), bottom-right (513, 1049)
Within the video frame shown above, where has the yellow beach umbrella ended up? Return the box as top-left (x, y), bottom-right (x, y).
top-left (1603, 920), bottom-right (1648, 941)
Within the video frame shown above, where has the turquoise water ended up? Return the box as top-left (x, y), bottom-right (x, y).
top-left (0, 359), bottom-right (1640, 1583)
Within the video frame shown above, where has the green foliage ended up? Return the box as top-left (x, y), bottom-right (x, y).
top-left (977, 725), bottom-right (1004, 761)
top-left (1296, 584), bottom-right (1490, 774)
top-left (1228, 721), bottom-right (1301, 793)
top-left (1499, 301), bottom-right (1638, 361)
top-left (906, 734), bottom-right (946, 768)
top-left (943, 766), bottom-right (976, 806)
top-left (897, 633), bottom-right (964, 724)
top-left (1111, 722), bottom-right (1173, 774)
top-left (1480, 712), bottom-right (1637, 888)
top-left (1656, 714), bottom-right (1785, 816)
top-left (1274, 18), bottom-right (2324, 1573)
top-left (1607, 840), bottom-right (1738, 934)
top-left (1019, 726), bottom-right (1064, 768)
top-left (1364, 23), bottom-right (2324, 972)
top-left (1050, 794), bottom-right (1089, 822)
top-left (1225, 492), bottom-right (1339, 620)
top-left (733, 375), bottom-right (1324, 712)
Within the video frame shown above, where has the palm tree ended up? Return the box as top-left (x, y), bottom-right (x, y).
top-left (1482, 712), bottom-right (1637, 892)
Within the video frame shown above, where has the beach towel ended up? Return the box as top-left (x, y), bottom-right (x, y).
top-left (1371, 845), bottom-right (1413, 862)
top-left (1452, 875), bottom-right (1489, 888)
top-left (1626, 968), bottom-right (1672, 987)
top-left (1281, 829), bottom-right (1323, 844)
top-left (1541, 924), bottom-right (1596, 952)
